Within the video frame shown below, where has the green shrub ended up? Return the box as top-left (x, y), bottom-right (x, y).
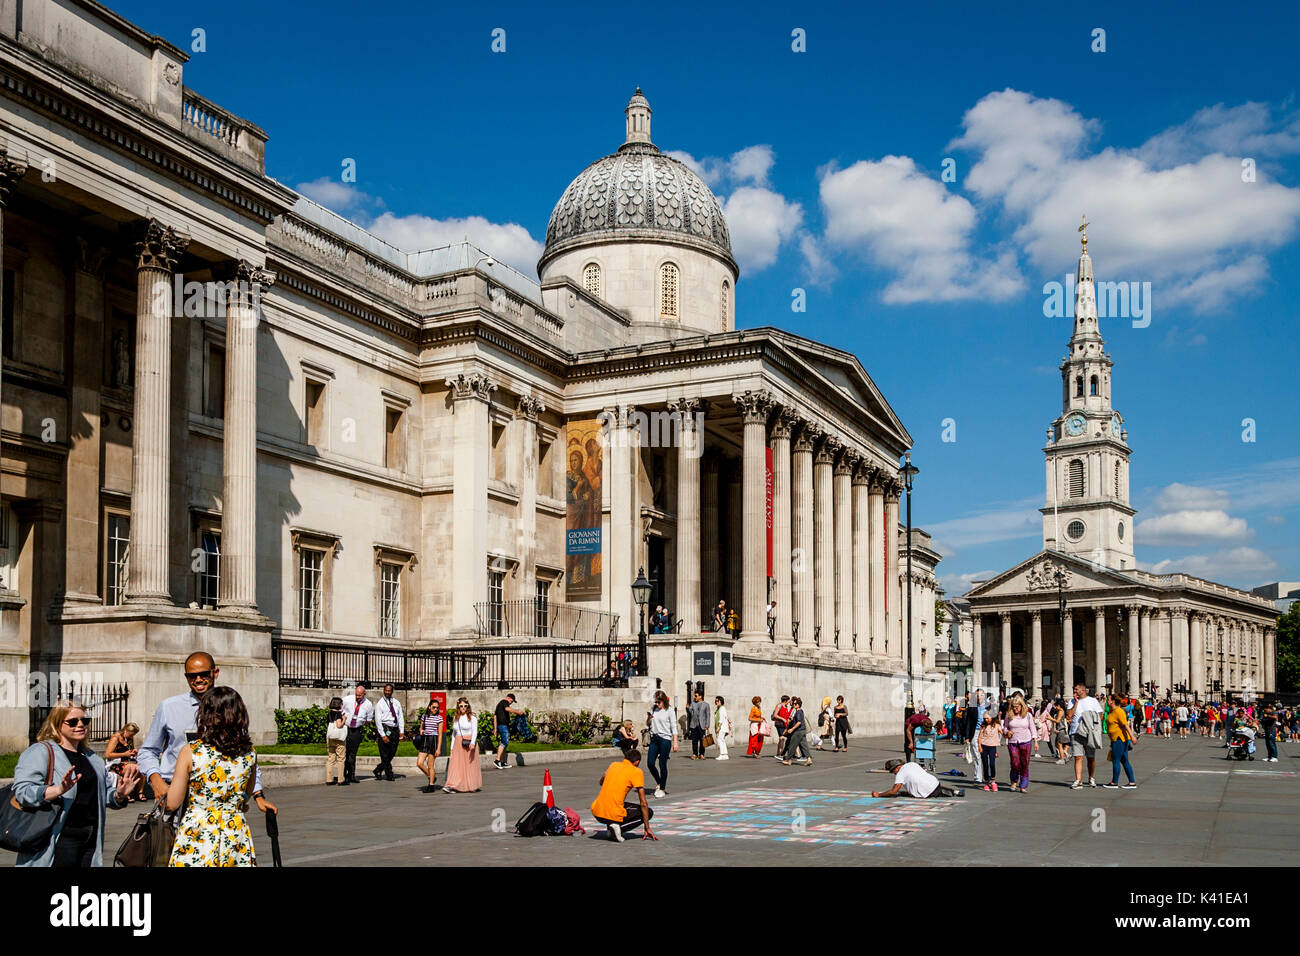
top-left (544, 709), bottom-right (612, 745)
top-left (275, 705), bottom-right (378, 744)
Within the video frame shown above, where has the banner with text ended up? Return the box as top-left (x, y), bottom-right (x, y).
top-left (565, 417), bottom-right (603, 601)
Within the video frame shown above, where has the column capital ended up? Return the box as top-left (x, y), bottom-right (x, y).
top-left (0, 155), bottom-right (28, 206)
top-left (883, 479), bottom-right (901, 502)
top-left (1170, 606), bottom-right (1189, 621)
top-left (851, 458), bottom-right (872, 485)
top-left (834, 449), bottom-right (859, 477)
top-left (792, 421), bottom-right (821, 454)
top-left (769, 406), bottom-right (798, 441)
top-left (666, 396), bottom-right (702, 420)
top-left (1127, 603), bottom-right (1144, 616)
top-left (445, 371), bottom-right (497, 403)
top-left (133, 217), bottom-right (190, 272)
top-left (1140, 606), bottom-right (1153, 619)
top-left (999, 609), bottom-right (1013, 622)
top-left (1061, 608), bottom-right (1073, 623)
top-left (1030, 608), bottom-right (1043, 621)
top-left (732, 389), bottom-right (774, 425)
top-left (815, 435), bottom-right (841, 466)
top-left (515, 395), bottom-right (545, 421)
top-left (1093, 605), bottom-right (1107, 621)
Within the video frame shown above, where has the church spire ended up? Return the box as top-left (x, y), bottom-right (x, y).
top-left (1073, 213), bottom-right (1097, 337)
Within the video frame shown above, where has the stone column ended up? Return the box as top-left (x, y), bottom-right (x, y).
top-left (868, 472), bottom-right (886, 653)
top-left (669, 398), bottom-right (701, 635)
top-left (0, 156), bottom-right (27, 435)
top-left (1030, 609), bottom-right (1043, 697)
top-left (446, 372), bottom-right (495, 636)
top-left (851, 461), bottom-right (870, 654)
top-left (813, 436), bottom-right (837, 646)
top-left (1189, 610), bottom-right (1205, 698)
top-left (1061, 610), bottom-right (1073, 693)
top-left (608, 404), bottom-right (638, 637)
top-left (885, 483), bottom-right (901, 659)
top-left (971, 614), bottom-right (983, 684)
top-left (1139, 608), bottom-right (1152, 688)
top-left (125, 218), bottom-right (190, 605)
top-left (726, 463), bottom-right (742, 614)
top-left (217, 261), bottom-right (273, 613)
top-left (769, 409), bottom-right (795, 645)
top-left (1000, 610), bottom-right (1012, 687)
top-left (63, 239), bottom-right (110, 605)
top-left (701, 454), bottom-right (720, 622)
top-left (833, 450), bottom-right (854, 648)
top-left (1171, 607), bottom-right (1189, 691)
top-left (1127, 604), bottom-right (1141, 696)
top-left (515, 396), bottom-right (544, 612)
top-left (1093, 607), bottom-right (1107, 694)
top-left (734, 390), bottom-right (772, 642)
top-left (1265, 627), bottom-right (1276, 693)
top-left (791, 424), bottom-right (817, 645)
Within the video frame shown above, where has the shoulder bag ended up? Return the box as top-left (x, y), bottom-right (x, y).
top-left (0, 742), bottom-right (62, 853)
top-left (114, 798), bottom-right (176, 867)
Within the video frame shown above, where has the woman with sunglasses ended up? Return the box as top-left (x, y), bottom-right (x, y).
top-left (416, 696), bottom-right (445, 792)
top-left (11, 701), bottom-right (139, 867)
top-left (443, 700), bottom-right (482, 793)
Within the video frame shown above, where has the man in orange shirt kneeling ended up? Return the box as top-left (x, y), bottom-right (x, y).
top-left (591, 748), bottom-right (658, 842)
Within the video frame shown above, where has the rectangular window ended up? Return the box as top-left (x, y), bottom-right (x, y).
top-left (0, 501), bottom-right (17, 592)
top-left (196, 529), bottom-right (221, 608)
top-left (379, 562), bottom-right (401, 639)
top-left (384, 406), bottom-right (404, 470)
top-left (105, 513), bottom-right (130, 606)
top-left (488, 568), bottom-right (505, 637)
top-left (205, 344), bottom-right (226, 419)
top-left (299, 547), bottom-right (324, 630)
top-left (305, 379), bottom-right (326, 447)
top-left (535, 579), bottom-right (551, 638)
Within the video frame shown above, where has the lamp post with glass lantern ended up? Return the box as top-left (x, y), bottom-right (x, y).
top-left (632, 567), bottom-right (651, 677)
top-left (899, 453), bottom-right (919, 707)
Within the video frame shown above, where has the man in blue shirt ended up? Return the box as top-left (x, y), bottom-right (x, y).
top-left (138, 651), bottom-right (275, 814)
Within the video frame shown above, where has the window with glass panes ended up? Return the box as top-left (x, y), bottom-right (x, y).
top-left (299, 547), bottom-right (324, 630)
top-left (380, 562), bottom-right (401, 639)
top-left (535, 579), bottom-right (550, 637)
top-left (488, 568), bottom-right (505, 637)
top-left (106, 513), bottom-right (130, 605)
top-left (197, 530), bottom-right (221, 607)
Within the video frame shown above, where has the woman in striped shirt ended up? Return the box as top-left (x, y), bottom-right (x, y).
top-left (416, 696), bottom-right (444, 794)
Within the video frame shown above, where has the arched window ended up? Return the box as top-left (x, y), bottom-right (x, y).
top-left (1089, 375), bottom-right (1098, 396)
top-left (660, 262), bottom-right (679, 319)
top-left (1068, 459), bottom-right (1084, 497)
top-left (1074, 376), bottom-right (1083, 398)
top-left (720, 280), bottom-right (730, 327)
top-left (1114, 461), bottom-right (1122, 497)
top-left (582, 262), bottom-right (601, 297)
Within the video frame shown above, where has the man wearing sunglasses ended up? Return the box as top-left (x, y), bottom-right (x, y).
top-left (137, 651), bottom-right (276, 814)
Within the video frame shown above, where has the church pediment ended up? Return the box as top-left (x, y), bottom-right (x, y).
top-left (965, 551), bottom-right (1136, 600)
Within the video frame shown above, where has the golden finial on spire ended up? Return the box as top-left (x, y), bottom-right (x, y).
top-left (1078, 213), bottom-right (1089, 252)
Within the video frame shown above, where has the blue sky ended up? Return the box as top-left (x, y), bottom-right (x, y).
top-left (118, 0), bottom-right (1300, 596)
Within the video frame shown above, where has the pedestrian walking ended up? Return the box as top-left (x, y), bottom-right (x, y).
top-left (977, 710), bottom-right (1001, 791)
top-left (416, 696), bottom-right (444, 792)
top-left (771, 695), bottom-right (792, 760)
top-left (781, 697), bottom-right (812, 766)
top-left (166, 687), bottom-right (260, 867)
top-left (833, 696), bottom-right (852, 751)
top-left (1102, 693), bottom-right (1138, 788)
top-left (962, 691), bottom-right (986, 783)
top-left (745, 696), bottom-right (766, 757)
top-left (913, 717), bottom-right (937, 770)
top-left (337, 683), bottom-right (374, 786)
top-left (1260, 705), bottom-right (1280, 762)
top-left (325, 696), bottom-right (346, 785)
top-left (10, 701), bottom-right (139, 867)
top-left (713, 600), bottom-right (727, 632)
top-left (1050, 698), bottom-right (1070, 762)
top-left (494, 693), bottom-right (525, 770)
top-left (1067, 683), bottom-right (1104, 789)
top-left (815, 696), bottom-right (835, 750)
top-left (713, 696), bottom-right (731, 759)
top-left (688, 691), bottom-right (710, 759)
top-left (944, 698), bottom-right (957, 741)
top-left (1002, 694), bottom-right (1038, 793)
top-left (443, 699), bottom-right (482, 793)
top-left (646, 690), bottom-right (679, 796)
top-left (373, 684), bottom-right (404, 781)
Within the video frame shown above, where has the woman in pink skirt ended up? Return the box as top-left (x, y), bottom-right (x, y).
top-left (443, 699), bottom-right (483, 793)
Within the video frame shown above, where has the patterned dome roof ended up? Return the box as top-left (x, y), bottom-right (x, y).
top-left (540, 94), bottom-right (734, 271)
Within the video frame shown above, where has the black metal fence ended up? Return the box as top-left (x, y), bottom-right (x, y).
top-left (273, 638), bottom-right (638, 690)
top-left (473, 600), bottom-right (619, 643)
top-left (30, 681), bottom-right (131, 744)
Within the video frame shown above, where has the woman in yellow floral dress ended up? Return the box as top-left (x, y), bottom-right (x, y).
top-left (166, 686), bottom-right (258, 867)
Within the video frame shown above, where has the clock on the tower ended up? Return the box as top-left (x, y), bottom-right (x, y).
top-left (1066, 414), bottom-right (1086, 437)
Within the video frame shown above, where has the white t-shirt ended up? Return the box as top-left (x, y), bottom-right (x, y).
top-left (894, 762), bottom-right (938, 798)
top-left (649, 707), bottom-right (677, 739)
top-left (1068, 695), bottom-right (1102, 736)
top-left (1176, 706), bottom-right (1188, 721)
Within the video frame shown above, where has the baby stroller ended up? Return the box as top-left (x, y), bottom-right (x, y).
top-left (1226, 726), bottom-right (1256, 761)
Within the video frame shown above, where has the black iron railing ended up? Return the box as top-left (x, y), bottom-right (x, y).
top-left (30, 681), bottom-right (131, 744)
top-left (472, 600), bottom-right (619, 643)
top-left (272, 638), bottom-right (638, 690)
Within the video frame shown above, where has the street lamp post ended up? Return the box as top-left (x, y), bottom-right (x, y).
top-left (899, 453), bottom-right (919, 708)
top-left (1054, 567), bottom-right (1067, 697)
top-left (632, 567), bottom-right (652, 678)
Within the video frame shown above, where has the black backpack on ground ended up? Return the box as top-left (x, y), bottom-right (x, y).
top-left (515, 801), bottom-right (553, 837)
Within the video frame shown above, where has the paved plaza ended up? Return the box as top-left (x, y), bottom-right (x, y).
top-left (19, 730), bottom-right (1292, 868)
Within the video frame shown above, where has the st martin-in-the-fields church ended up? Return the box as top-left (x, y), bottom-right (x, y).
top-left (963, 222), bottom-right (1277, 702)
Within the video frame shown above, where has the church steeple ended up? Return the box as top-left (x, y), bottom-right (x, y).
top-left (1041, 220), bottom-right (1136, 570)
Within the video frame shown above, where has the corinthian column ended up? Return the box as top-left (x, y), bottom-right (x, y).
top-left (868, 472), bottom-right (885, 652)
top-left (669, 397), bottom-right (701, 635)
top-left (791, 424), bottom-right (817, 645)
top-left (1030, 609), bottom-right (1043, 696)
top-left (1094, 606), bottom-right (1108, 694)
top-left (1139, 608), bottom-right (1152, 688)
top-left (734, 390), bottom-right (772, 642)
top-left (1000, 610), bottom-right (1012, 687)
top-left (1188, 610), bottom-right (1204, 698)
top-left (813, 435), bottom-right (838, 646)
top-left (126, 218), bottom-right (190, 605)
top-left (0, 156), bottom-right (28, 428)
top-left (1062, 609), bottom-right (1074, 693)
top-left (885, 482), bottom-right (901, 658)
top-left (701, 454), bottom-right (720, 622)
top-left (851, 462), bottom-right (870, 653)
top-left (1171, 607), bottom-right (1189, 691)
top-left (446, 372), bottom-right (495, 637)
top-left (833, 450), bottom-right (854, 648)
top-left (769, 409), bottom-right (795, 644)
top-left (971, 614), bottom-right (983, 685)
top-left (515, 395), bottom-right (544, 611)
top-left (218, 261), bottom-right (274, 613)
top-left (1128, 604), bottom-right (1142, 697)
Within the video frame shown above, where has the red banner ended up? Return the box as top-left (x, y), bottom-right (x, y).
top-left (765, 446), bottom-right (774, 578)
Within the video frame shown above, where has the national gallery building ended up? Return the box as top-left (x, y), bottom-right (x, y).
top-left (0, 0), bottom-right (939, 748)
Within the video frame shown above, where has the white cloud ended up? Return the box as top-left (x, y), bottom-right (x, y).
top-left (1135, 510), bottom-right (1251, 546)
top-left (296, 178), bottom-right (373, 212)
top-left (940, 569), bottom-right (997, 597)
top-left (1152, 483), bottom-right (1230, 512)
top-left (367, 213), bottom-right (544, 276)
top-left (728, 145), bottom-right (775, 186)
top-left (817, 156), bottom-right (1024, 303)
top-left (1137, 102), bottom-right (1300, 168)
top-left (923, 498), bottom-right (1042, 551)
top-left (1147, 546), bottom-right (1277, 581)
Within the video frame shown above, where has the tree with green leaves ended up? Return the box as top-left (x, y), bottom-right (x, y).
top-left (1276, 603), bottom-right (1300, 693)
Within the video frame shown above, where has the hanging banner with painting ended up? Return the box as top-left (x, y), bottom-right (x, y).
top-left (565, 417), bottom-right (603, 601)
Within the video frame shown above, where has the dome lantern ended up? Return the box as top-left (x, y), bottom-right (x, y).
top-left (625, 87), bottom-right (652, 145)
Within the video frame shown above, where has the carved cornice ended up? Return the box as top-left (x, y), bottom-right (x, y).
top-left (445, 372), bottom-right (496, 403)
top-left (0, 156), bottom-right (28, 207)
top-left (516, 395), bottom-right (545, 421)
top-left (133, 218), bottom-right (190, 272)
top-left (733, 389), bottom-right (774, 426)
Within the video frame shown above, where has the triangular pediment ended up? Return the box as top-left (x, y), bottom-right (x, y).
top-left (964, 550), bottom-right (1138, 600)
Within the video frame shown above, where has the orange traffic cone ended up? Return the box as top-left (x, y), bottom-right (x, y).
top-left (542, 769), bottom-right (555, 808)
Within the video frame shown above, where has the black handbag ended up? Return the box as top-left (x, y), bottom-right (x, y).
top-left (411, 733), bottom-right (426, 752)
top-left (0, 742), bottom-right (62, 853)
top-left (113, 799), bottom-right (176, 867)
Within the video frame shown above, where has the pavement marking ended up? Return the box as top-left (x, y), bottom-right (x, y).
top-left (1161, 768), bottom-right (1299, 777)
top-left (285, 824), bottom-right (498, 864)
